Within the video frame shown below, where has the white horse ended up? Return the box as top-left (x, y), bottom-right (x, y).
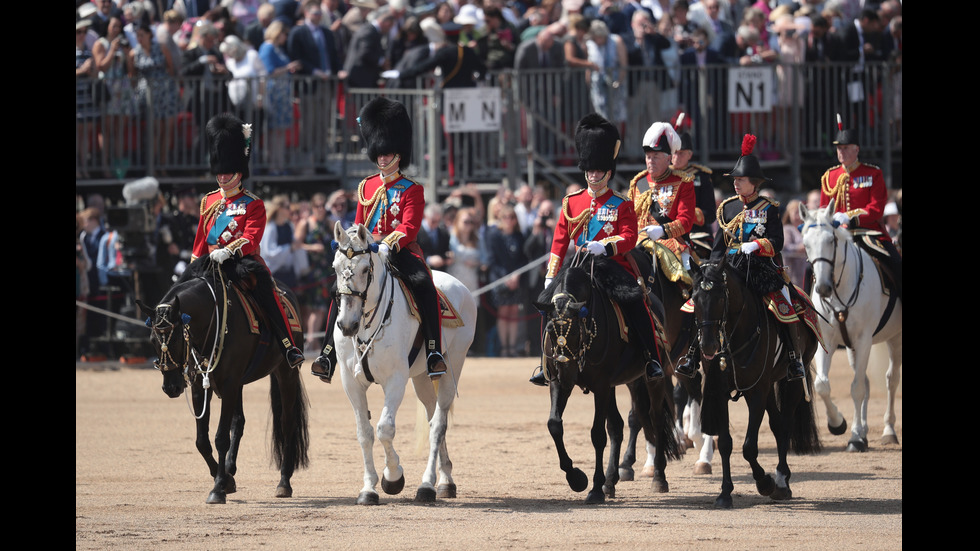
top-left (799, 201), bottom-right (902, 452)
top-left (332, 223), bottom-right (477, 503)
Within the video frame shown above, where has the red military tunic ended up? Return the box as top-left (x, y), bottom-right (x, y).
top-left (546, 187), bottom-right (639, 279)
top-left (820, 161), bottom-right (890, 240)
top-left (192, 187), bottom-right (267, 261)
top-left (355, 171), bottom-right (426, 258)
top-left (629, 168), bottom-right (697, 254)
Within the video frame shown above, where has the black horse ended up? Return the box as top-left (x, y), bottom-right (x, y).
top-left (691, 255), bottom-right (821, 508)
top-left (535, 253), bottom-right (679, 504)
top-left (618, 245), bottom-right (705, 481)
top-left (136, 257), bottom-right (310, 504)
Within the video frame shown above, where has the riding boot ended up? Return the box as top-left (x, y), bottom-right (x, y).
top-left (780, 322), bottom-right (806, 381)
top-left (674, 312), bottom-right (699, 378)
top-left (624, 300), bottom-right (663, 381)
top-left (312, 298), bottom-right (338, 382)
top-left (254, 270), bottom-right (305, 369)
top-left (413, 273), bottom-right (447, 379)
top-left (529, 317), bottom-right (547, 386)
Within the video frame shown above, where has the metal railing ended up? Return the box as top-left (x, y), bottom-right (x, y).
top-left (76, 60), bottom-right (901, 195)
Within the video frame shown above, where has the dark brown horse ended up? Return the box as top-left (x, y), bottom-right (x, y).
top-left (137, 257), bottom-right (310, 504)
top-left (691, 255), bottom-right (821, 508)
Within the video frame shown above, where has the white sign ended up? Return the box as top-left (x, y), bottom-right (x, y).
top-left (727, 67), bottom-right (774, 113)
top-left (443, 88), bottom-right (502, 133)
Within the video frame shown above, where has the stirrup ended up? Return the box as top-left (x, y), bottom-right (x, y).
top-left (286, 346), bottom-right (305, 369)
top-left (311, 353), bottom-right (335, 382)
top-left (645, 358), bottom-right (664, 381)
top-left (675, 353), bottom-right (698, 378)
top-left (529, 365), bottom-right (548, 387)
top-left (427, 351), bottom-right (448, 379)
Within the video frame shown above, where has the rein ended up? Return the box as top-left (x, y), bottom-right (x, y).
top-left (806, 223), bottom-right (864, 347)
top-left (335, 241), bottom-right (397, 383)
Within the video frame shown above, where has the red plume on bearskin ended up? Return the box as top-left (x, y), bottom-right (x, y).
top-left (741, 134), bottom-right (757, 156)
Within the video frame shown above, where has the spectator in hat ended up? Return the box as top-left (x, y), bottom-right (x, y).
top-left (182, 19), bottom-right (231, 163)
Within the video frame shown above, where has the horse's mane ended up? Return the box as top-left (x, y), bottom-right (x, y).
top-left (536, 254), bottom-right (643, 311)
top-left (176, 255), bottom-right (265, 287)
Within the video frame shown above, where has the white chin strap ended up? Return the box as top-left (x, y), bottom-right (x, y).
top-left (378, 154), bottom-right (401, 173)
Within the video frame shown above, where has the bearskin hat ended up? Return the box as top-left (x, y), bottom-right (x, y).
top-left (358, 97), bottom-right (413, 169)
top-left (575, 113), bottom-right (621, 179)
top-left (207, 113), bottom-right (252, 179)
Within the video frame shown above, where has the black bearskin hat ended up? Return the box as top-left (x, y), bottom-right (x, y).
top-left (207, 113), bottom-right (252, 179)
top-left (832, 113), bottom-right (858, 146)
top-left (358, 97), bottom-right (413, 169)
top-left (575, 113), bottom-right (621, 179)
top-left (724, 134), bottom-right (769, 181)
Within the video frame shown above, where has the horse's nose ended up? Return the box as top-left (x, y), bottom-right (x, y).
top-left (338, 320), bottom-right (359, 337)
top-left (815, 282), bottom-right (832, 298)
top-left (162, 383), bottom-right (184, 398)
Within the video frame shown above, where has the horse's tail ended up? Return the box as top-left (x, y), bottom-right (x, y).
top-left (779, 367), bottom-right (822, 455)
top-left (270, 372), bottom-right (311, 470)
top-left (414, 399), bottom-right (454, 455)
top-left (656, 378), bottom-right (682, 461)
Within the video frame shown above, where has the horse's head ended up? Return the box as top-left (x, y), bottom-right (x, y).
top-left (536, 267), bottom-right (593, 368)
top-left (692, 258), bottom-right (729, 360)
top-left (137, 297), bottom-right (189, 398)
top-left (332, 222), bottom-right (381, 337)
top-left (799, 198), bottom-right (849, 299)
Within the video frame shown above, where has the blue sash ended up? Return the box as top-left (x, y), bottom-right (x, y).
top-left (367, 178), bottom-right (415, 233)
top-left (727, 204), bottom-right (770, 255)
top-left (576, 195), bottom-right (624, 246)
top-left (208, 195), bottom-right (254, 245)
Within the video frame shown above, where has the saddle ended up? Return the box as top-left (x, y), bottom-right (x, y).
top-left (638, 238), bottom-right (693, 289)
top-left (852, 229), bottom-right (900, 298)
top-left (233, 283), bottom-right (303, 335)
top-left (397, 279), bottom-right (465, 329)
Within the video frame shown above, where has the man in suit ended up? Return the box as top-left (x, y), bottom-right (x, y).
top-left (625, 9), bottom-right (673, 150)
top-left (514, 25), bottom-right (565, 155)
top-left (836, 9), bottom-right (884, 135)
top-left (416, 204), bottom-right (453, 270)
top-left (698, 0), bottom-right (737, 63)
top-left (387, 19), bottom-right (487, 89)
top-left (341, 7), bottom-right (396, 88)
top-left (678, 27), bottom-right (725, 143)
top-left (288, 0), bottom-right (341, 169)
top-left (245, 2), bottom-right (275, 49)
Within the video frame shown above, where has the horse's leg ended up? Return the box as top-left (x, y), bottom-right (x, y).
top-left (341, 371), bottom-right (380, 505)
top-left (881, 336), bottom-right (902, 445)
top-left (272, 366), bottom-right (310, 498)
top-left (192, 384), bottom-right (219, 479)
top-left (814, 343), bottom-right (847, 436)
top-left (207, 387), bottom-right (241, 504)
top-left (742, 392), bottom-right (775, 498)
top-left (618, 406), bottom-right (640, 482)
top-left (714, 403), bottom-right (734, 509)
top-left (846, 336), bottom-right (873, 452)
top-left (411, 372), bottom-right (454, 502)
top-left (603, 388), bottom-right (624, 498)
top-left (766, 390), bottom-right (794, 501)
top-left (376, 373), bottom-right (409, 496)
top-left (586, 388), bottom-right (611, 504)
top-left (548, 379), bottom-right (589, 494)
top-left (687, 397), bottom-right (713, 475)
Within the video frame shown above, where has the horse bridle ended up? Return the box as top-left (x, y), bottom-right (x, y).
top-left (804, 222), bottom-right (864, 316)
top-left (334, 242), bottom-right (396, 370)
top-left (150, 304), bottom-right (189, 373)
top-left (546, 291), bottom-right (596, 373)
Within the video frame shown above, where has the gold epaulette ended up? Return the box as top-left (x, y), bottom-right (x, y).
top-left (688, 162), bottom-right (712, 174)
top-left (716, 195), bottom-right (742, 226)
top-left (561, 190), bottom-right (591, 239)
top-left (670, 168), bottom-right (695, 182)
top-left (628, 170), bottom-right (649, 201)
top-left (860, 162), bottom-right (881, 170)
top-left (610, 188), bottom-right (630, 202)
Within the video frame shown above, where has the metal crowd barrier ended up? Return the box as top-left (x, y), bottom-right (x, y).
top-left (76, 60), bottom-right (901, 194)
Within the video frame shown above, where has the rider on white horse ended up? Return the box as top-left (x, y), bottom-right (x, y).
top-left (312, 97), bottom-right (448, 381)
top-left (819, 115), bottom-right (902, 300)
top-left (530, 113), bottom-right (665, 386)
top-left (710, 134), bottom-right (806, 381)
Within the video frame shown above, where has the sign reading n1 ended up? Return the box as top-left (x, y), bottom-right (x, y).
top-left (727, 67), bottom-right (774, 113)
top-left (444, 88), bottom-right (502, 133)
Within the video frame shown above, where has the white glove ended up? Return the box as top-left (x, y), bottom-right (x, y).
top-left (740, 241), bottom-right (760, 255)
top-left (585, 241), bottom-right (606, 256)
top-left (833, 212), bottom-right (851, 226)
top-left (378, 242), bottom-right (391, 257)
top-left (643, 225), bottom-right (665, 240)
top-left (544, 278), bottom-right (553, 289)
top-left (210, 248), bottom-right (233, 264)
top-left (381, 70), bottom-right (400, 79)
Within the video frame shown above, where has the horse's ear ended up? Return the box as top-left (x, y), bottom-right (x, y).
top-left (355, 223), bottom-right (371, 244)
top-left (798, 202), bottom-right (809, 223)
top-left (334, 221), bottom-right (349, 245)
top-left (136, 300), bottom-right (155, 320)
top-left (825, 198), bottom-right (836, 219)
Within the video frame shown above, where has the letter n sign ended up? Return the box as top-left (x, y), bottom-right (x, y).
top-left (727, 67), bottom-right (774, 113)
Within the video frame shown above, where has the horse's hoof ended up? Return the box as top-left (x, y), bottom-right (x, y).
top-left (846, 437), bottom-right (869, 453)
top-left (436, 483), bottom-right (457, 499)
top-left (693, 461), bottom-right (712, 475)
top-left (639, 465), bottom-right (656, 478)
top-left (567, 469), bottom-right (589, 493)
top-left (381, 474), bottom-right (405, 495)
top-left (224, 476), bottom-right (237, 494)
top-left (357, 491), bottom-right (380, 505)
top-left (275, 484), bottom-right (292, 498)
top-left (618, 467), bottom-right (634, 482)
top-left (585, 489), bottom-right (605, 504)
top-left (828, 419), bottom-right (847, 436)
top-left (714, 495), bottom-right (733, 509)
top-left (206, 491), bottom-right (226, 504)
top-left (415, 486), bottom-right (437, 503)
top-left (880, 433), bottom-right (900, 446)
top-left (757, 475), bottom-right (775, 496)
top-left (684, 436), bottom-right (695, 449)
top-left (602, 484), bottom-right (615, 498)
top-left (770, 486), bottom-right (793, 501)
top-left (651, 478), bottom-right (669, 493)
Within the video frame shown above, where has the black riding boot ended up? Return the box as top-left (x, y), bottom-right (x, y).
top-left (412, 276), bottom-right (447, 378)
top-left (312, 298), bottom-right (338, 382)
top-left (780, 322), bottom-right (806, 381)
top-left (530, 317), bottom-right (548, 386)
top-left (254, 272), bottom-right (304, 369)
top-left (624, 301), bottom-right (663, 381)
top-left (674, 312), bottom-right (699, 377)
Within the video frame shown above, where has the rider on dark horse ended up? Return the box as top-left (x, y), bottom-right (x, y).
top-left (627, 120), bottom-right (700, 378)
top-left (709, 134), bottom-right (806, 381)
top-left (312, 97), bottom-right (449, 382)
top-left (820, 115), bottom-right (902, 300)
top-left (530, 113), bottom-right (664, 386)
top-left (190, 113), bottom-right (305, 369)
